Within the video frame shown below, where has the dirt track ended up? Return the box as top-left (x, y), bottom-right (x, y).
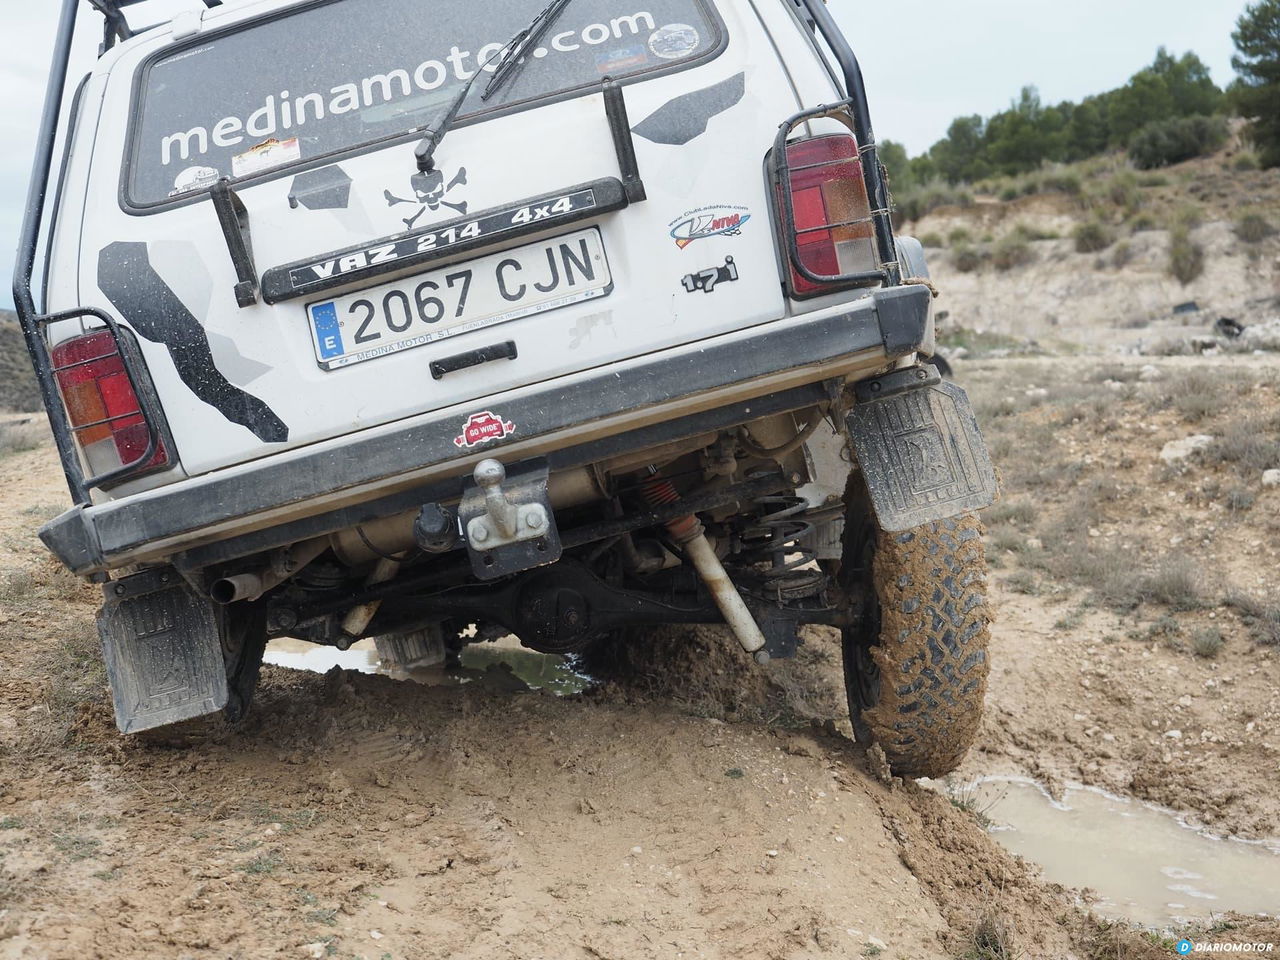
top-left (2, 357), bottom-right (1279, 959)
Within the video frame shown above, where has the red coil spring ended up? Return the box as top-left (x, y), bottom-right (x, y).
top-left (640, 477), bottom-right (681, 506)
top-left (640, 475), bottom-right (700, 542)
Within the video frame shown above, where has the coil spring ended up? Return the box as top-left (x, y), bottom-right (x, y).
top-left (738, 495), bottom-right (824, 601)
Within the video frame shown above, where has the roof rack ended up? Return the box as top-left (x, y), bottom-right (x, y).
top-left (87, 0), bottom-right (223, 52)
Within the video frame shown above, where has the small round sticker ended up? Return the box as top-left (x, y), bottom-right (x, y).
top-left (170, 165), bottom-right (220, 197)
top-left (648, 23), bottom-right (700, 60)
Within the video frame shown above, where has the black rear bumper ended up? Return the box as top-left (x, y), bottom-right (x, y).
top-left (41, 285), bottom-right (931, 576)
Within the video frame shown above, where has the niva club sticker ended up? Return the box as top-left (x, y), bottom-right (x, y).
top-left (668, 205), bottom-right (751, 250)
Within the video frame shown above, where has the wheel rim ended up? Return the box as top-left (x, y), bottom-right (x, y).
top-left (841, 517), bottom-right (882, 715)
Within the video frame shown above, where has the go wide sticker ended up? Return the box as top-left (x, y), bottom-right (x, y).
top-left (454, 411), bottom-right (516, 449)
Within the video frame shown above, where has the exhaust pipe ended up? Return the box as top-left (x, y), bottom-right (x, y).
top-left (209, 538), bottom-right (328, 605)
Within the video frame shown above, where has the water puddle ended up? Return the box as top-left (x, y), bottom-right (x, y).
top-left (948, 777), bottom-right (1280, 927)
top-left (263, 636), bottom-right (591, 695)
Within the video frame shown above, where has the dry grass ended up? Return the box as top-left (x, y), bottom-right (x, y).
top-left (1151, 369), bottom-right (1226, 423)
top-left (983, 498), bottom-right (1037, 526)
top-left (1205, 416), bottom-right (1280, 475)
top-left (0, 563), bottom-right (88, 608)
top-left (959, 912), bottom-right (1019, 960)
top-left (5, 622), bottom-right (107, 759)
top-left (1225, 594), bottom-right (1280, 646)
top-left (0, 421), bottom-right (43, 457)
top-left (1191, 626), bottom-right (1224, 658)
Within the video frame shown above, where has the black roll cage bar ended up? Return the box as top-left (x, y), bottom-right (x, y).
top-left (12, 0), bottom-right (897, 506)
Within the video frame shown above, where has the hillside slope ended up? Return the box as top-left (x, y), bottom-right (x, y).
top-left (903, 149), bottom-right (1280, 352)
top-left (0, 311), bottom-right (42, 414)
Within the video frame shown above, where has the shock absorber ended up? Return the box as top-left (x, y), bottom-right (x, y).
top-left (640, 472), bottom-right (769, 662)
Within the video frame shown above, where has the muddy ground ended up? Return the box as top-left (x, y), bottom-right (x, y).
top-left (2, 355), bottom-right (1279, 959)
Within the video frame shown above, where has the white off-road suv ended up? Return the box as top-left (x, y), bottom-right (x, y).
top-left (15, 0), bottom-right (996, 776)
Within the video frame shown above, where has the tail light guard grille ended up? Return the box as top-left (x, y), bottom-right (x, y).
top-left (769, 101), bottom-right (900, 298)
top-left (773, 0), bottom-right (905, 297)
top-left (27, 307), bottom-right (172, 504)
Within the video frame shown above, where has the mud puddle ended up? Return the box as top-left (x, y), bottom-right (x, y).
top-left (952, 777), bottom-right (1280, 927)
top-left (263, 636), bottom-right (591, 694)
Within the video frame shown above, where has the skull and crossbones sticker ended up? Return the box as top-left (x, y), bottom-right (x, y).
top-left (383, 166), bottom-right (469, 229)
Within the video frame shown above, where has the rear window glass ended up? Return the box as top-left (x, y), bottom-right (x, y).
top-left (128, 0), bottom-right (723, 205)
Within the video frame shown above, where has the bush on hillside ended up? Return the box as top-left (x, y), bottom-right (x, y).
top-left (0, 317), bottom-right (44, 413)
top-left (1236, 212), bottom-right (1276, 243)
top-left (894, 179), bottom-right (974, 223)
top-left (1169, 228), bottom-right (1205, 284)
top-left (1073, 220), bottom-right (1114, 253)
top-left (1128, 114), bottom-right (1229, 170)
top-left (992, 232), bottom-right (1035, 271)
top-left (952, 244), bottom-right (986, 273)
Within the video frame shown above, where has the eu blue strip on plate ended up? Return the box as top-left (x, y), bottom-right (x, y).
top-left (311, 302), bottom-right (345, 360)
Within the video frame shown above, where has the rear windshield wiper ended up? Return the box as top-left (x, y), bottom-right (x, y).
top-left (414, 0), bottom-right (574, 173)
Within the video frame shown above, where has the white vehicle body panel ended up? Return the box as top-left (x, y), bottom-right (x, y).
top-left (63, 0), bottom-right (820, 482)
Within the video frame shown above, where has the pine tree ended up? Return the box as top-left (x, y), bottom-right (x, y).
top-left (1232, 0), bottom-right (1280, 167)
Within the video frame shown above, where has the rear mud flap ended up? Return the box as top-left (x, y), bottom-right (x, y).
top-left (845, 365), bottom-right (997, 532)
top-left (98, 569), bottom-right (227, 734)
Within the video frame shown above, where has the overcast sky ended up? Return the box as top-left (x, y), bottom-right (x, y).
top-left (0, 0), bottom-right (1247, 310)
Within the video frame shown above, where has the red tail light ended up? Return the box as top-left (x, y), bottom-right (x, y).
top-left (782, 134), bottom-right (878, 296)
top-left (50, 331), bottom-right (168, 480)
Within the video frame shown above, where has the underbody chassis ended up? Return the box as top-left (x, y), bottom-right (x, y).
top-left (81, 285), bottom-right (996, 734)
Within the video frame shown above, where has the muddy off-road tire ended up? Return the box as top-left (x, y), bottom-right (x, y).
top-left (840, 483), bottom-right (991, 779)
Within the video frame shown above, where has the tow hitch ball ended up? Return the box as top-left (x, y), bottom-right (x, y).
top-left (640, 473), bottom-right (771, 664)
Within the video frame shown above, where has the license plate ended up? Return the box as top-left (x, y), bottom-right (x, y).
top-left (306, 228), bottom-right (611, 370)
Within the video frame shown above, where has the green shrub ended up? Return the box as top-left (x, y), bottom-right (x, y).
top-left (1039, 170), bottom-right (1084, 197)
top-left (1074, 220), bottom-right (1114, 253)
top-left (1128, 115), bottom-right (1230, 170)
top-left (895, 179), bottom-right (975, 222)
top-left (1169, 228), bottom-right (1205, 285)
top-left (948, 227), bottom-right (972, 246)
top-left (999, 186), bottom-right (1019, 202)
top-left (952, 244), bottom-right (986, 273)
top-left (1234, 152), bottom-right (1261, 172)
top-left (1235, 213), bottom-right (1275, 244)
top-left (1225, 594), bottom-right (1280, 646)
top-left (1139, 556), bottom-right (1204, 611)
top-left (918, 232), bottom-right (945, 248)
top-left (1014, 222), bottom-right (1059, 241)
top-left (1206, 416), bottom-right (1280, 473)
top-left (1137, 172), bottom-right (1170, 188)
top-left (1191, 627), bottom-right (1224, 658)
top-left (1169, 204), bottom-right (1204, 231)
top-left (1224, 486), bottom-right (1256, 512)
top-left (992, 232), bottom-right (1035, 271)
top-left (1129, 212), bottom-right (1158, 232)
top-left (1111, 241), bottom-right (1135, 269)
top-left (1104, 171), bottom-right (1144, 213)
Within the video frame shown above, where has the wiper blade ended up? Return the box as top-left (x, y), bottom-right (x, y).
top-left (482, 0), bottom-right (574, 103)
top-left (413, 0), bottom-right (573, 173)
